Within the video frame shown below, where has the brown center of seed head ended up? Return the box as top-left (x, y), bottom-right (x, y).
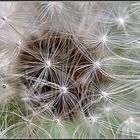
top-left (17, 31), bottom-right (111, 119)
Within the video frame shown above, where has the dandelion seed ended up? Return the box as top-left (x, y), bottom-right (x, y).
top-left (101, 91), bottom-right (108, 99)
top-left (54, 119), bottom-right (59, 124)
top-left (0, 16), bottom-right (7, 27)
top-left (94, 61), bottom-right (101, 68)
top-left (125, 117), bottom-right (134, 124)
top-left (60, 86), bottom-right (68, 94)
top-left (37, 1), bottom-right (63, 22)
top-left (104, 106), bottom-right (111, 113)
top-left (100, 35), bottom-right (108, 44)
top-left (44, 60), bottom-right (51, 68)
top-left (87, 116), bottom-right (97, 124)
top-left (2, 84), bottom-right (7, 89)
top-left (116, 17), bottom-right (125, 26)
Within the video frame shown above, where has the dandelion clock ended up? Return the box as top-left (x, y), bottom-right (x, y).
top-left (0, 1), bottom-right (140, 138)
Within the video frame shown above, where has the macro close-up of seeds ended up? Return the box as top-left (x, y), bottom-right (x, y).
top-left (1, 1), bottom-right (140, 139)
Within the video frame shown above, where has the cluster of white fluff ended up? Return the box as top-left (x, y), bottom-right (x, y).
top-left (0, 1), bottom-right (140, 138)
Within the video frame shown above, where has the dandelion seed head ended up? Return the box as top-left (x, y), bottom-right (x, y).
top-left (1, 1), bottom-right (140, 139)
